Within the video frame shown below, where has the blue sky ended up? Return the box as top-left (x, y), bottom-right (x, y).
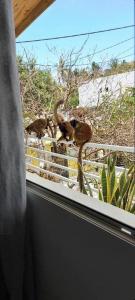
top-left (16, 0), bottom-right (134, 69)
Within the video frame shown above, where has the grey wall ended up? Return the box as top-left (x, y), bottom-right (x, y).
top-left (27, 184), bottom-right (135, 300)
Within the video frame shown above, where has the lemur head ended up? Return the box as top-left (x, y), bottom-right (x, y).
top-left (70, 119), bottom-right (79, 128)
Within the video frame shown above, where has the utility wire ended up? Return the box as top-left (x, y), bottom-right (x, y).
top-left (79, 37), bottom-right (134, 60)
top-left (18, 53), bottom-right (134, 70)
top-left (116, 46), bottom-right (134, 57)
top-left (62, 54), bottom-right (134, 68)
top-left (17, 37), bottom-right (134, 68)
top-left (16, 24), bottom-right (135, 44)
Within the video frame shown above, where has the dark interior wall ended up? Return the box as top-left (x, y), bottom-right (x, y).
top-left (27, 186), bottom-right (135, 300)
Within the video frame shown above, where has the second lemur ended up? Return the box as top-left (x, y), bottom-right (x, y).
top-left (25, 118), bottom-right (48, 139)
top-left (54, 100), bottom-right (92, 192)
top-left (54, 99), bottom-right (74, 142)
top-left (70, 119), bottom-right (92, 193)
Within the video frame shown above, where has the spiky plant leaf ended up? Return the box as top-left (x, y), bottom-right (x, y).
top-left (107, 156), bottom-right (111, 175)
top-left (107, 174), bottom-right (111, 203)
top-left (121, 177), bottom-right (131, 209)
top-left (98, 188), bottom-right (103, 201)
top-left (110, 153), bottom-right (117, 173)
top-left (110, 168), bottom-right (118, 202)
top-left (125, 177), bottom-right (135, 211)
top-left (127, 165), bottom-right (135, 176)
top-left (101, 166), bottom-right (107, 202)
top-left (119, 171), bottom-right (126, 192)
top-left (114, 187), bottom-right (120, 207)
top-left (130, 203), bottom-right (135, 214)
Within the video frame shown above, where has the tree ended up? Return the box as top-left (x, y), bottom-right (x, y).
top-left (17, 55), bottom-right (58, 119)
top-left (91, 61), bottom-right (100, 72)
top-left (110, 58), bottom-right (118, 69)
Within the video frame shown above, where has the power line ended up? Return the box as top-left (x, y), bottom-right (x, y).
top-left (18, 53), bottom-right (134, 70)
top-left (63, 54), bottom-right (134, 68)
top-left (16, 24), bottom-right (135, 44)
top-left (17, 37), bottom-right (134, 67)
top-left (79, 37), bottom-right (134, 60)
top-left (116, 46), bottom-right (134, 57)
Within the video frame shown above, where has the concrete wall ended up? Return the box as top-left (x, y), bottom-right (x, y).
top-left (79, 71), bottom-right (134, 107)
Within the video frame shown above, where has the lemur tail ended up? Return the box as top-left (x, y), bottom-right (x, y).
top-left (54, 99), bottom-right (64, 125)
top-left (78, 142), bottom-right (87, 194)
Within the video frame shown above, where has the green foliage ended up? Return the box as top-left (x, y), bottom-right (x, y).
top-left (92, 61), bottom-right (100, 71)
top-left (110, 58), bottom-right (118, 69)
top-left (17, 55), bottom-right (59, 117)
top-left (95, 88), bottom-right (134, 147)
top-left (31, 69), bottom-right (56, 107)
top-left (69, 90), bottom-right (79, 108)
top-left (18, 55), bottom-right (82, 116)
top-left (98, 155), bottom-right (135, 213)
top-left (104, 60), bottom-right (135, 76)
top-left (108, 88), bottom-right (134, 122)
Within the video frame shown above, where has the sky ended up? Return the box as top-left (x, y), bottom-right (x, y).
top-left (16, 0), bottom-right (134, 70)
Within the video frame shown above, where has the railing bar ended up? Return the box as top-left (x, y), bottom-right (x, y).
top-left (25, 148), bottom-right (128, 172)
top-left (84, 143), bottom-right (134, 153)
top-left (37, 137), bottom-right (134, 153)
top-left (26, 145), bottom-right (73, 160)
top-left (82, 160), bottom-right (127, 171)
top-left (26, 163), bottom-right (99, 193)
top-left (26, 163), bottom-right (78, 185)
top-left (26, 155), bottom-right (100, 180)
top-left (26, 166), bottom-right (99, 195)
top-left (26, 154), bottom-right (77, 173)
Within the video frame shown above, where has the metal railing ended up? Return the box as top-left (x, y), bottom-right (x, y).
top-left (25, 136), bottom-right (134, 194)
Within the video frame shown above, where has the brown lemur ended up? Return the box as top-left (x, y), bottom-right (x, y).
top-left (25, 117), bottom-right (49, 139)
top-left (54, 100), bottom-right (93, 193)
top-left (54, 99), bottom-right (74, 142)
top-left (70, 119), bottom-right (92, 194)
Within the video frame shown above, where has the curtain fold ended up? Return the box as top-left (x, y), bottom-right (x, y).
top-left (0, 1), bottom-right (26, 299)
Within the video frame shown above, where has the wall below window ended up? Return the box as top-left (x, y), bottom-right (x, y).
top-left (26, 181), bottom-right (135, 300)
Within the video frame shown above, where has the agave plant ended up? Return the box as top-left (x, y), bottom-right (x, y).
top-left (98, 155), bottom-right (135, 213)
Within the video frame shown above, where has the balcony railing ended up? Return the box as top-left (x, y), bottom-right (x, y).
top-left (25, 136), bottom-right (134, 196)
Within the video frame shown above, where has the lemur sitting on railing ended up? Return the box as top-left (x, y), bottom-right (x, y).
top-left (54, 100), bottom-right (93, 193)
top-left (25, 118), bottom-right (49, 139)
